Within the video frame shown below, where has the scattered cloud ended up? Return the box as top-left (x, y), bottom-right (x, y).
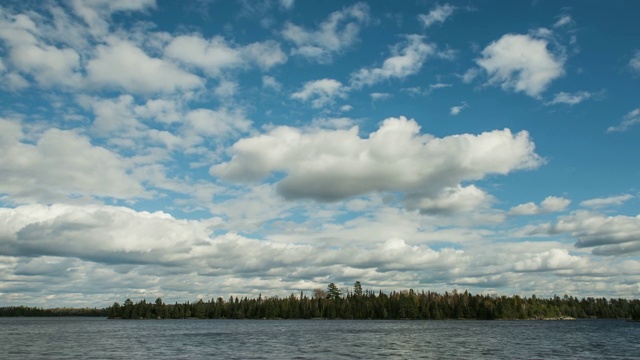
top-left (630, 50), bottom-right (640, 73)
top-left (350, 35), bottom-right (434, 88)
top-left (87, 38), bottom-right (203, 93)
top-left (476, 33), bottom-right (565, 97)
top-left (280, 0), bottom-right (295, 10)
top-left (282, 2), bottom-right (369, 63)
top-left (533, 211), bottom-right (640, 256)
top-left (185, 107), bottom-right (252, 138)
top-left (370, 92), bottom-right (392, 101)
top-left (607, 108), bottom-right (640, 133)
top-left (430, 83), bottom-right (452, 91)
top-left (450, 102), bottom-right (468, 116)
top-left (418, 4), bottom-right (456, 28)
top-left (461, 68), bottom-right (479, 84)
top-left (0, 119), bottom-right (146, 203)
top-left (262, 75), bottom-right (282, 91)
top-left (547, 91), bottom-right (593, 105)
top-left (553, 15), bottom-right (573, 28)
top-left (165, 35), bottom-right (286, 75)
top-left (291, 78), bottom-right (347, 108)
top-left (510, 196), bottom-right (571, 215)
top-left (580, 194), bottom-right (634, 208)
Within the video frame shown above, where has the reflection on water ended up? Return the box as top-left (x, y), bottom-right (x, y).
top-left (0, 317), bottom-right (638, 359)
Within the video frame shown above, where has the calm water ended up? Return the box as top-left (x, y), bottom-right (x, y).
top-left (0, 318), bottom-right (638, 359)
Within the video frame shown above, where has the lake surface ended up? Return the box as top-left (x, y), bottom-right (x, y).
top-left (0, 317), bottom-right (638, 359)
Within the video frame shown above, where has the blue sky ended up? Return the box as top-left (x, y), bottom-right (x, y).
top-left (0, 0), bottom-right (639, 307)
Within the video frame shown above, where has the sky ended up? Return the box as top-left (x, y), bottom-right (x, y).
top-left (0, 0), bottom-right (639, 308)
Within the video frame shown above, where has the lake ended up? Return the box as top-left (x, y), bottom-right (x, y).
top-left (0, 318), bottom-right (638, 359)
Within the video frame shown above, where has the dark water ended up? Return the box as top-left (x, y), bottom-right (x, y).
top-left (0, 318), bottom-right (638, 359)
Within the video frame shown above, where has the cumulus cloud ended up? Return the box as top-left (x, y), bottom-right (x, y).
top-left (534, 211), bottom-right (640, 256)
top-left (0, 203), bottom-right (216, 265)
top-left (0, 119), bottom-right (145, 203)
top-left (0, 12), bottom-right (82, 88)
top-left (86, 38), bottom-right (202, 93)
top-left (607, 108), bottom-right (640, 133)
top-left (210, 116), bottom-right (542, 213)
top-left (282, 2), bottom-right (369, 63)
top-left (512, 248), bottom-right (585, 272)
top-left (185, 108), bottom-right (252, 137)
top-left (476, 33), bottom-right (565, 97)
top-left (418, 4), bottom-right (456, 28)
top-left (350, 35), bottom-right (434, 88)
top-left (580, 194), bottom-right (634, 208)
top-left (547, 91), bottom-right (593, 105)
top-left (403, 185), bottom-right (492, 215)
top-left (510, 196), bottom-right (571, 215)
top-left (165, 35), bottom-right (287, 75)
top-left (291, 78), bottom-right (347, 108)
top-left (70, 0), bottom-right (156, 37)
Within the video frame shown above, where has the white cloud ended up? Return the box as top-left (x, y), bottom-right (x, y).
top-left (0, 119), bottom-right (145, 203)
top-left (0, 203), bottom-right (216, 265)
top-left (418, 4), bottom-right (456, 28)
top-left (509, 196), bottom-right (571, 215)
top-left (450, 102), bottom-right (468, 116)
top-left (211, 116), bottom-right (542, 214)
top-left (185, 108), bottom-right (252, 137)
top-left (513, 248), bottom-right (585, 272)
top-left (164, 35), bottom-right (242, 75)
top-left (580, 194), bottom-right (634, 208)
top-left (214, 80), bottom-right (238, 98)
top-left (86, 38), bottom-right (203, 93)
top-left (164, 34), bottom-right (286, 75)
top-left (404, 184), bottom-right (492, 215)
top-left (282, 2), bottom-right (369, 63)
top-left (631, 50), bottom-right (640, 72)
top-left (241, 40), bottom-right (288, 70)
top-left (553, 15), bottom-right (573, 28)
top-left (370, 92), bottom-right (391, 101)
top-left (541, 196), bottom-right (572, 212)
top-left (291, 78), bottom-right (347, 108)
top-left (70, 0), bottom-right (156, 36)
top-left (461, 68), bottom-right (479, 83)
top-left (262, 75), bottom-right (282, 91)
top-left (430, 83), bottom-right (452, 91)
top-left (476, 33), bottom-right (565, 97)
top-left (134, 98), bottom-right (182, 124)
top-left (350, 35), bottom-right (434, 88)
top-left (280, 0), bottom-right (295, 10)
top-left (534, 211), bottom-right (640, 256)
top-left (607, 108), bottom-right (640, 133)
top-left (547, 91), bottom-right (592, 105)
top-left (0, 12), bottom-right (82, 88)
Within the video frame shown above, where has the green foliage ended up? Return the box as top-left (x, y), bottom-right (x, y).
top-left (326, 283), bottom-right (342, 299)
top-left (100, 285), bottom-right (640, 321)
top-left (3, 284), bottom-right (640, 320)
top-left (0, 306), bottom-right (106, 317)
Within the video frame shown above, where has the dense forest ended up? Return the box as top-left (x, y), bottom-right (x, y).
top-left (4, 283), bottom-right (640, 320)
top-left (0, 306), bottom-right (106, 317)
top-left (105, 282), bottom-right (640, 321)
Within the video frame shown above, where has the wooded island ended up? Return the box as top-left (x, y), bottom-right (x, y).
top-left (3, 282), bottom-right (640, 320)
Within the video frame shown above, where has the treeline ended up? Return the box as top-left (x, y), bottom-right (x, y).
top-left (106, 284), bottom-right (640, 321)
top-left (0, 306), bottom-right (106, 317)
